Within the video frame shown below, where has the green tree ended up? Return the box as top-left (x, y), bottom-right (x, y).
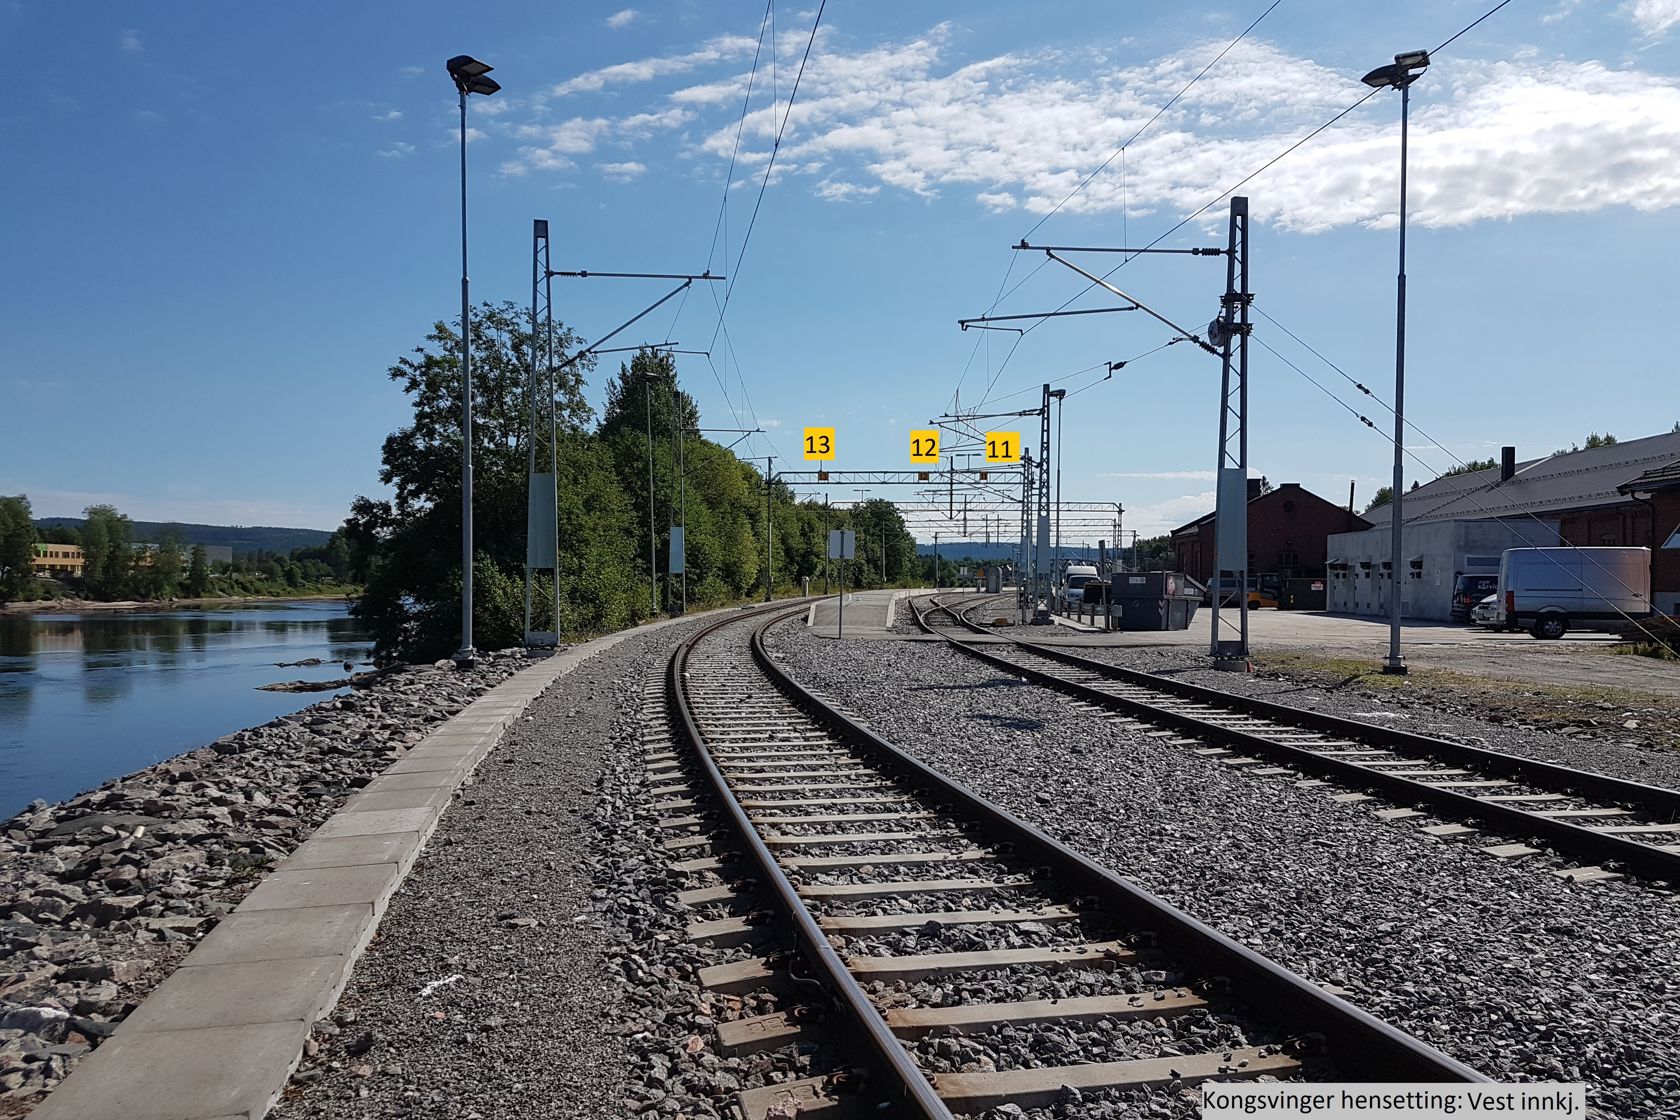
top-left (0, 495), bottom-right (38, 601)
top-left (351, 300), bottom-right (602, 660)
top-left (81, 504), bottom-right (135, 600)
top-left (1441, 457), bottom-right (1497, 478)
top-left (1555, 432), bottom-right (1618, 455)
top-left (186, 543), bottom-right (210, 597)
top-left (1364, 485), bottom-right (1394, 513)
top-left (149, 535), bottom-right (185, 599)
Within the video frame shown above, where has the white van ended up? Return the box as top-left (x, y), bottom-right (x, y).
top-left (1061, 564), bottom-right (1100, 605)
top-left (1500, 547), bottom-right (1650, 639)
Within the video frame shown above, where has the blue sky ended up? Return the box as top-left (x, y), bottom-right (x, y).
top-left (3, 1), bottom-right (1678, 541)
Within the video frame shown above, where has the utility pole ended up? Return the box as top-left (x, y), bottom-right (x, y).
top-left (749, 456), bottom-right (776, 602)
top-left (823, 493), bottom-right (830, 594)
top-left (644, 375), bottom-right (658, 615)
top-left (1208, 196), bottom-right (1252, 663)
top-left (933, 531), bottom-right (940, 589)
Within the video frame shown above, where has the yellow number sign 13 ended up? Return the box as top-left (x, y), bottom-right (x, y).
top-left (985, 432), bottom-right (1021, 463)
top-left (909, 429), bottom-right (939, 464)
top-left (803, 427), bottom-right (835, 461)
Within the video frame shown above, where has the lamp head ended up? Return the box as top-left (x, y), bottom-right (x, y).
top-left (1049, 388), bottom-right (1067, 400)
top-left (1363, 50), bottom-right (1429, 90)
top-left (447, 55), bottom-right (499, 95)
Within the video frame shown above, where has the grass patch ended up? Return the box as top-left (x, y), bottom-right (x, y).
top-left (1250, 650), bottom-right (1680, 748)
top-left (1603, 641), bottom-right (1680, 662)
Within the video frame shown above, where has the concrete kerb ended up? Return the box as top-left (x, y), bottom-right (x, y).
top-left (30, 599), bottom-right (808, 1120)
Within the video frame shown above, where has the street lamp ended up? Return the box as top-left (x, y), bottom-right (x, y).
top-left (1362, 49), bottom-right (1428, 676)
top-left (446, 54), bottom-right (500, 668)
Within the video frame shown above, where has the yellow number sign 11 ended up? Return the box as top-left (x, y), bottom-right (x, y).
top-left (803, 427), bottom-right (835, 461)
top-left (909, 429), bottom-right (939, 463)
top-left (985, 432), bottom-right (1021, 463)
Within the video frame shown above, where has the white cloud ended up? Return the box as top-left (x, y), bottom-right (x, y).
top-left (374, 109), bottom-right (402, 121)
top-left (378, 142), bottom-right (415, 159)
top-left (1124, 490), bottom-right (1217, 534)
top-left (120, 29), bottom-right (142, 53)
top-left (1625, 0), bottom-right (1680, 34)
top-left (606, 8), bottom-right (639, 29)
top-left (599, 160), bottom-right (648, 180)
top-left (551, 34), bottom-right (758, 96)
top-left (814, 180), bottom-right (879, 202)
top-left (400, 65), bottom-right (425, 76)
top-left (498, 23), bottom-right (1680, 231)
top-left (503, 108), bottom-right (690, 175)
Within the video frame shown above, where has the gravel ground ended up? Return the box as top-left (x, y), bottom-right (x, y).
top-left (269, 631), bottom-right (677, 1120)
top-left (767, 619), bottom-right (1680, 1119)
top-left (0, 652), bottom-right (528, 1116)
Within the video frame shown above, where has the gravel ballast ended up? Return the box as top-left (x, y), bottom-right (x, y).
top-left (0, 652), bottom-right (528, 1113)
top-left (767, 620), bottom-right (1680, 1119)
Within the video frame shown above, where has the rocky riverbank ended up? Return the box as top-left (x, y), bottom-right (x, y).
top-left (0, 649), bottom-right (538, 1113)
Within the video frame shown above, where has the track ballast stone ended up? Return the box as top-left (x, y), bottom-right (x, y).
top-left (766, 619), bottom-right (1680, 1119)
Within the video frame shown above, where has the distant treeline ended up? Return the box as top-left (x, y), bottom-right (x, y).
top-left (32, 517), bottom-right (331, 557)
top-left (0, 497), bottom-right (358, 604)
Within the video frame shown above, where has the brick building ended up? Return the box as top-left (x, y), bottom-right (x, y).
top-left (1171, 482), bottom-right (1371, 584)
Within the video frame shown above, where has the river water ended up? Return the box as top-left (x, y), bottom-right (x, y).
top-left (0, 601), bottom-right (372, 820)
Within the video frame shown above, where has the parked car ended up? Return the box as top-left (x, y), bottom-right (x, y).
top-left (1500, 546), bottom-right (1651, 639)
top-left (1470, 593), bottom-right (1503, 628)
top-left (1450, 573), bottom-right (1501, 623)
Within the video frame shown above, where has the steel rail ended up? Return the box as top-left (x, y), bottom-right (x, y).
top-left (910, 597), bottom-right (1680, 883)
top-left (749, 612), bottom-right (1488, 1084)
top-left (670, 605), bottom-right (956, 1120)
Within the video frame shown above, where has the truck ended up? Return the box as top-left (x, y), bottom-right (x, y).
top-left (1499, 546), bottom-right (1650, 639)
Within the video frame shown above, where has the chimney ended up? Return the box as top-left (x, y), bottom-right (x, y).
top-left (1500, 446), bottom-right (1516, 483)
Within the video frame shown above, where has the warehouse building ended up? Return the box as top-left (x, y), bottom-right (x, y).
top-left (1328, 431), bottom-right (1680, 620)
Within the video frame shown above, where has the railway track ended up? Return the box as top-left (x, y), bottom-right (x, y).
top-left (911, 594), bottom-right (1680, 885)
top-left (658, 605), bottom-right (1482, 1119)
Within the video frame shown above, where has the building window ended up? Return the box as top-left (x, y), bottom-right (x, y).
top-left (1277, 551), bottom-right (1300, 569)
top-left (1600, 533), bottom-right (1617, 546)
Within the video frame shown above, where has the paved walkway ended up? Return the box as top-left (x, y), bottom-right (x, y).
top-left (805, 588), bottom-right (906, 639)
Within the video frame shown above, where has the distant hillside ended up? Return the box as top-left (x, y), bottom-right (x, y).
top-left (34, 517), bottom-right (332, 556)
top-left (914, 541), bottom-right (1020, 562)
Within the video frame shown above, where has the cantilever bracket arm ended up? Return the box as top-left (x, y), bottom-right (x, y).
top-left (550, 269), bottom-right (726, 281)
top-left (1042, 250), bottom-right (1219, 356)
top-left (555, 280), bottom-right (695, 370)
top-left (957, 306), bottom-right (1137, 330)
top-left (1016, 240), bottom-right (1225, 256)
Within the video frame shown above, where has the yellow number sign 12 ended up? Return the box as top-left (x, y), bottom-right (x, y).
top-left (985, 432), bottom-right (1021, 463)
top-left (909, 429), bottom-right (939, 464)
top-left (803, 427), bottom-right (835, 461)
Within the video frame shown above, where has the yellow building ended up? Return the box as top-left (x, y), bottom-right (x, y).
top-left (32, 543), bottom-right (85, 577)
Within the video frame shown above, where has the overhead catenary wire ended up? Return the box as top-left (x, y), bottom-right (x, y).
top-left (1018, 0), bottom-right (1284, 244)
top-left (954, 3), bottom-right (1280, 414)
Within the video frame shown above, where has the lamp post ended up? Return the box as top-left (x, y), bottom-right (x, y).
top-left (446, 54), bottom-right (500, 668)
top-left (1362, 49), bottom-right (1430, 676)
